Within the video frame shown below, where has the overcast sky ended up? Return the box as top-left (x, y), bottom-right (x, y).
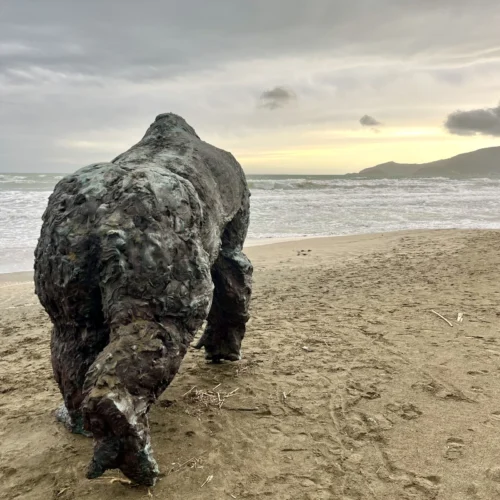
top-left (1, 1), bottom-right (500, 174)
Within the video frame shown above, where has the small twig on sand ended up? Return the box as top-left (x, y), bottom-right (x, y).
top-left (97, 477), bottom-right (133, 485)
top-left (169, 455), bottom-right (202, 474)
top-left (182, 386), bottom-right (197, 397)
top-left (224, 407), bottom-right (259, 412)
top-left (430, 310), bottom-right (453, 327)
top-left (110, 478), bottom-right (133, 485)
top-left (201, 475), bottom-right (213, 488)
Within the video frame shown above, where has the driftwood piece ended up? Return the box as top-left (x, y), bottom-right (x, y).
top-left (430, 310), bottom-right (453, 327)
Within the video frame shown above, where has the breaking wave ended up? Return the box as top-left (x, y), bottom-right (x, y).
top-left (1, 173), bottom-right (500, 272)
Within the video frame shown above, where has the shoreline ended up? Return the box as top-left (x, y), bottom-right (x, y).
top-left (0, 270), bottom-right (34, 283)
top-left (243, 227), bottom-right (462, 248)
top-left (0, 227), bottom-right (489, 282)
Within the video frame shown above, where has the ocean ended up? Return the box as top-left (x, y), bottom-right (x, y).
top-left (1, 173), bottom-right (500, 274)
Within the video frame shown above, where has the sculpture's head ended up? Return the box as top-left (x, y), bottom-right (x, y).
top-left (144, 113), bottom-right (200, 140)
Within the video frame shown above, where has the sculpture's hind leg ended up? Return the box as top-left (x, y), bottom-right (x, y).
top-left (35, 234), bottom-right (109, 435)
top-left (195, 204), bottom-right (253, 362)
top-left (51, 321), bottom-right (109, 435)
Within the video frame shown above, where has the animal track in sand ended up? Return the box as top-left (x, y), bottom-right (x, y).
top-left (346, 382), bottom-right (380, 401)
top-left (386, 402), bottom-right (423, 420)
top-left (412, 379), bottom-right (474, 402)
top-left (444, 437), bottom-right (465, 460)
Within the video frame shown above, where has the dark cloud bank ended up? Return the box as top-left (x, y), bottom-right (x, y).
top-left (445, 103), bottom-right (500, 136)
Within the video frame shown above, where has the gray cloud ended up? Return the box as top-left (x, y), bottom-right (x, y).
top-left (360, 115), bottom-right (382, 127)
top-left (1, 0), bottom-right (500, 172)
top-left (259, 86), bottom-right (297, 110)
top-left (2, 1), bottom-right (500, 82)
top-left (445, 103), bottom-right (500, 136)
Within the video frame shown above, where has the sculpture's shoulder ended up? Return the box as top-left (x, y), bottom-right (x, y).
top-left (112, 113), bottom-right (249, 219)
top-left (187, 135), bottom-right (248, 204)
top-left (46, 115), bottom-right (249, 228)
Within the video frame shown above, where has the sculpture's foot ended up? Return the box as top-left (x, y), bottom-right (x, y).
top-left (204, 350), bottom-right (242, 363)
top-left (194, 332), bottom-right (242, 363)
top-left (84, 395), bottom-right (159, 487)
top-left (86, 436), bottom-right (159, 487)
top-left (55, 404), bottom-right (92, 437)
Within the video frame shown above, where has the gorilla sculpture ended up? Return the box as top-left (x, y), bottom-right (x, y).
top-left (34, 113), bottom-right (253, 486)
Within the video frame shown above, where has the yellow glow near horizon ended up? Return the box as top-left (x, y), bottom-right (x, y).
top-left (232, 128), bottom-right (500, 174)
top-left (56, 126), bottom-right (499, 176)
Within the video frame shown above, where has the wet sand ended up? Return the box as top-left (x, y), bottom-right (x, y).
top-left (1, 229), bottom-right (500, 499)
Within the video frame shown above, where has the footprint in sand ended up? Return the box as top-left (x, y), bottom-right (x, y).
top-left (444, 437), bottom-right (465, 460)
top-left (467, 370), bottom-right (489, 375)
top-left (486, 466), bottom-right (500, 483)
top-left (347, 382), bottom-right (380, 400)
top-left (386, 402), bottom-right (422, 421)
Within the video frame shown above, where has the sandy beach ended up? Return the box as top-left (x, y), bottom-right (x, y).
top-left (1, 229), bottom-right (500, 499)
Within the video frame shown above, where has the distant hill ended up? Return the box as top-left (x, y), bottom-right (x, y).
top-left (358, 146), bottom-right (500, 178)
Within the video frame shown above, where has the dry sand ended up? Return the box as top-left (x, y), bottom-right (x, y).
top-left (1, 229), bottom-right (500, 499)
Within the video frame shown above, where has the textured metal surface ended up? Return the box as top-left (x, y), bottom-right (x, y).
top-left (34, 113), bottom-right (253, 485)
